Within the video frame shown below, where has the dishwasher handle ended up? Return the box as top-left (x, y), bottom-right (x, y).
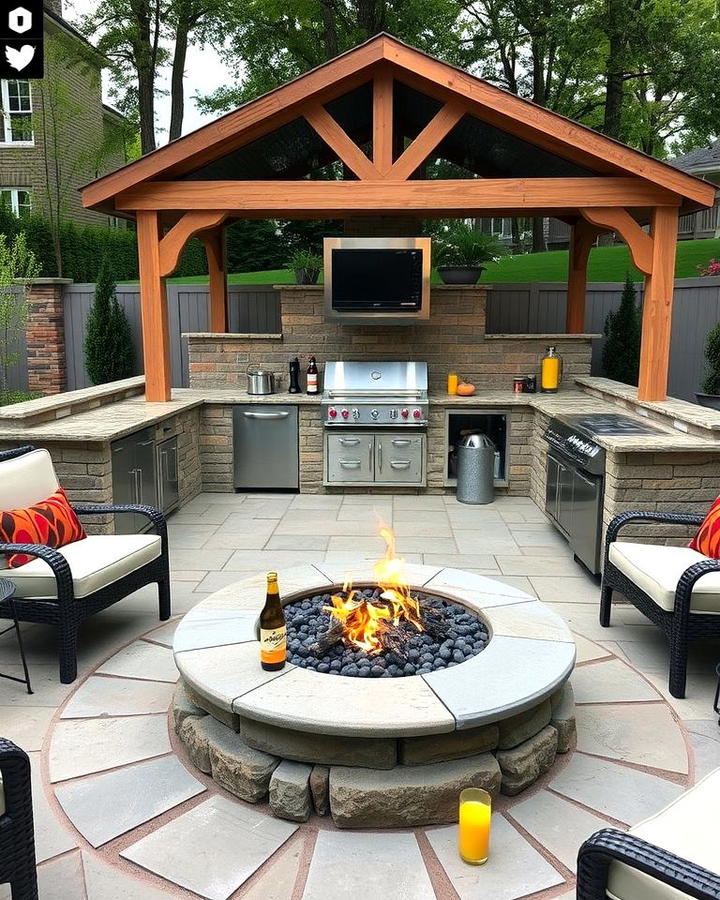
top-left (242, 411), bottom-right (290, 419)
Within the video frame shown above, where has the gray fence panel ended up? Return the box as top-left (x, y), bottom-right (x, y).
top-left (0, 285), bottom-right (28, 393)
top-left (228, 285), bottom-right (281, 333)
top-left (668, 278), bottom-right (720, 402)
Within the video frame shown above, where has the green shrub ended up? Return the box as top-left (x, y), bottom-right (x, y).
top-left (700, 323), bottom-right (720, 395)
top-left (602, 274), bottom-right (642, 386)
top-left (84, 259), bottom-right (135, 384)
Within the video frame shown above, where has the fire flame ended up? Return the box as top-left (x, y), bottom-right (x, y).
top-left (324, 523), bottom-right (424, 652)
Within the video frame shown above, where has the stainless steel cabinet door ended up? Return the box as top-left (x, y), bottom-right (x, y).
top-left (233, 405), bottom-right (299, 490)
top-left (111, 438), bottom-right (139, 534)
top-left (326, 433), bottom-right (374, 483)
top-left (157, 437), bottom-right (179, 513)
top-left (375, 434), bottom-right (424, 484)
top-left (134, 429), bottom-right (158, 511)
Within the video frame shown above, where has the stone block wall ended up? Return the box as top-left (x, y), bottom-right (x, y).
top-left (188, 286), bottom-right (594, 395)
top-left (174, 407), bottom-right (202, 507)
top-left (200, 405), bottom-right (234, 492)
top-left (26, 280), bottom-right (71, 395)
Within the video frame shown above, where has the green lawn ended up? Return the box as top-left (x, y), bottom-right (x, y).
top-left (120, 237), bottom-right (720, 286)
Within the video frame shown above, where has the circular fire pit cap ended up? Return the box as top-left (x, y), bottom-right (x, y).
top-left (173, 564), bottom-right (576, 738)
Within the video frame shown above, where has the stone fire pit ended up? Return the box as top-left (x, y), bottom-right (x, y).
top-left (172, 563), bottom-right (576, 827)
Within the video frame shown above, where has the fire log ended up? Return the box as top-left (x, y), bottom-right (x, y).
top-left (309, 622), bottom-right (345, 656)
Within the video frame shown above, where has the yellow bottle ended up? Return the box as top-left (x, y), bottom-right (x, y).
top-left (540, 346), bottom-right (562, 393)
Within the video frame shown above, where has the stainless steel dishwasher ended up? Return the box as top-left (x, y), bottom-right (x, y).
top-left (233, 405), bottom-right (299, 490)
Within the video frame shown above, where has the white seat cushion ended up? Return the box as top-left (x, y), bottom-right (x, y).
top-left (0, 448), bottom-right (59, 510)
top-left (607, 769), bottom-right (720, 900)
top-left (609, 541), bottom-right (720, 614)
top-left (6, 535), bottom-right (162, 599)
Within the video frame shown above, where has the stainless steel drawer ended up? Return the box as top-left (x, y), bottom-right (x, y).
top-left (375, 434), bottom-right (424, 484)
top-left (326, 433), bottom-right (374, 484)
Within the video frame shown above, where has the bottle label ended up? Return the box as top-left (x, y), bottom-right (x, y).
top-left (307, 373), bottom-right (318, 393)
top-left (260, 626), bottom-right (287, 664)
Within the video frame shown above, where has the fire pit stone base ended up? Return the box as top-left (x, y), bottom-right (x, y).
top-left (173, 564), bottom-right (578, 826)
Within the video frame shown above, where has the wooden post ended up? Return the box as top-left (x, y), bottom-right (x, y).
top-left (373, 69), bottom-right (394, 175)
top-left (200, 227), bottom-right (228, 332)
top-left (566, 221), bottom-right (595, 333)
top-left (137, 209), bottom-right (172, 402)
top-left (637, 206), bottom-right (679, 401)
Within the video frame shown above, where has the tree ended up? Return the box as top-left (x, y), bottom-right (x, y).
top-left (700, 323), bottom-right (720, 395)
top-left (602, 274), bottom-right (641, 386)
top-left (0, 233), bottom-right (40, 404)
top-left (84, 261), bottom-right (136, 385)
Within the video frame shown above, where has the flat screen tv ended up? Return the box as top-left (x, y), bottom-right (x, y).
top-left (324, 237), bottom-right (431, 323)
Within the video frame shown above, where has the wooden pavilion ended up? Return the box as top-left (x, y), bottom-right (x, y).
top-left (81, 33), bottom-right (716, 404)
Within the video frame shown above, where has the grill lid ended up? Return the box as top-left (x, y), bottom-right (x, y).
top-left (323, 361), bottom-right (428, 396)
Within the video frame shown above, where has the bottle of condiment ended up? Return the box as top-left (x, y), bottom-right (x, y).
top-left (260, 572), bottom-right (286, 671)
top-left (306, 356), bottom-right (319, 394)
top-left (447, 372), bottom-right (459, 395)
top-left (540, 346), bottom-right (562, 393)
top-left (288, 357), bottom-right (301, 394)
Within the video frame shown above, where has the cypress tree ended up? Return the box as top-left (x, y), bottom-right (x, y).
top-left (700, 323), bottom-right (720, 395)
top-left (84, 259), bottom-right (135, 385)
top-left (602, 274), bottom-right (641, 386)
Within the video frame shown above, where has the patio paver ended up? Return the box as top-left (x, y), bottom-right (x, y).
top-left (95, 640), bottom-right (179, 682)
top-left (60, 675), bottom-right (175, 718)
top-left (121, 795), bottom-right (297, 900)
top-left (572, 658), bottom-right (661, 703)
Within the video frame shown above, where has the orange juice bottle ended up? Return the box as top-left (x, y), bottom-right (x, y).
top-left (447, 372), bottom-right (459, 395)
top-left (540, 346), bottom-right (562, 393)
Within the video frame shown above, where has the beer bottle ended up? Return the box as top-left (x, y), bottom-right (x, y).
top-left (260, 572), bottom-right (286, 671)
top-left (306, 356), bottom-right (319, 394)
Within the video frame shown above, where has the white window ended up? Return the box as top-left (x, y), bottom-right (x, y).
top-left (0, 188), bottom-right (32, 216)
top-left (1, 80), bottom-right (33, 144)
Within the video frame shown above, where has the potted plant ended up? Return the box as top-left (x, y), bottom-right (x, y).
top-left (433, 224), bottom-right (506, 284)
top-left (288, 249), bottom-right (323, 285)
top-left (696, 322), bottom-right (720, 410)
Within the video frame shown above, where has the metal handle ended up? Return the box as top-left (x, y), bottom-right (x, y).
top-left (136, 468), bottom-right (143, 504)
top-left (390, 460), bottom-right (411, 469)
top-left (113, 445), bottom-right (126, 454)
top-left (378, 441), bottom-right (383, 472)
top-left (138, 439), bottom-right (154, 446)
top-left (391, 439), bottom-right (411, 447)
top-left (369, 442), bottom-right (372, 469)
top-left (170, 445), bottom-right (178, 481)
top-left (131, 468), bottom-right (140, 503)
top-left (339, 460), bottom-right (361, 469)
top-left (339, 438), bottom-right (360, 446)
top-left (242, 411), bottom-right (289, 419)
top-left (162, 448), bottom-right (177, 482)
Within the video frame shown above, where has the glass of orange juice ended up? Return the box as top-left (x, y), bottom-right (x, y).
top-left (447, 372), bottom-right (459, 395)
top-left (458, 788), bottom-right (492, 865)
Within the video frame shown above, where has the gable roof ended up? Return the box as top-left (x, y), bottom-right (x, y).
top-left (82, 33), bottom-right (716, 214)
top-left (671, 139), bottom-right (720, 175)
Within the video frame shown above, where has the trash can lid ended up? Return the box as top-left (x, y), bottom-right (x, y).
top-left (459, 433), bottom-right (495, 449)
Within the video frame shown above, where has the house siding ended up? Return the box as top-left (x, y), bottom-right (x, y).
top-left (0, 15), bottom-right (129, 228)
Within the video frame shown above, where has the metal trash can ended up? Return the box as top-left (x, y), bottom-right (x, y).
top-left (456, 433), bottom-right (495, 505)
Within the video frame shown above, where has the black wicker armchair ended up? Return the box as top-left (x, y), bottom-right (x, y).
top-left (578, 827), bottom-right (720, 900)
top-left (601, 510), bottom-right (720, 698)
top-left (0, 446), bottom-right (171, 684)
top-left (0, 738), bottom-right (38, 900)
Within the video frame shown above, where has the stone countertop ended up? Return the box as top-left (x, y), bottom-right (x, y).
top-left (0, 382), bottom-right (717, 452)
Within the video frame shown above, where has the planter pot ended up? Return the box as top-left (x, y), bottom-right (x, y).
top-left (695, 392), bottom-right (720, 410)
top-left (294, 267), bottom-right (320, 285)
top-left (437, 266), bottom-right (485, 285)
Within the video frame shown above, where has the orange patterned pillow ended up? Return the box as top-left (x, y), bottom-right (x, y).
top-left (0, 488), bottom-right (86, 568)
top-left (689, 496), bottom-right (720, 558)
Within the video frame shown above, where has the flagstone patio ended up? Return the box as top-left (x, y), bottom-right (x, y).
top-left (1, 492), bottom-right (718, 899)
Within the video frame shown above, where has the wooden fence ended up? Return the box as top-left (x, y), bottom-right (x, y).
top-left (9, 275), bottom-right (715, 400)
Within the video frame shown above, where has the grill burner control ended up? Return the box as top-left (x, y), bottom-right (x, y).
top-left (413, 409), bottom-right (422, 419)
top-left (328, 408), bottom-right (337, 418)
top-left (401, 408), bottom-right (409, 418)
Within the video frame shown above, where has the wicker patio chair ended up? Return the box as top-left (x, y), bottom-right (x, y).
top-left (601, 510), bottom-right (720, 698)
top-left (0, 738), bottom-right (38, 900)
top-left (0, 446), bottom-right (171, 683)
top-left (577, 769), bottom-right (720, 900)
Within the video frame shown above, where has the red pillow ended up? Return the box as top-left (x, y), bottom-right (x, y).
top-left (689, 496), bottom-right (720, 558)
top-left (0, 488), bottom-right (86, 568)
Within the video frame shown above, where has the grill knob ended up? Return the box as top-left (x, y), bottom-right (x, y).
top-left (401, 408), bottom-right (409, 418)
top-left (328, 407), bottom-right (337, 418)
top-left (412, 409), bottom-right (422, 419)
top-left (370, 409), bottom-right (379, 419)
top-left (341, 408), bottom-right (349, 419)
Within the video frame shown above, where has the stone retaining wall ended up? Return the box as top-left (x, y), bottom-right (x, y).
top-left (174, 679), bottom-right (576, 827)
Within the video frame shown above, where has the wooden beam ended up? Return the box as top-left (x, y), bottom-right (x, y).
top-left (136, 210), bottom-right (172, 402)
top-left (638, 207), bottom-right (679, 401)
top-left (579, 207), bottom-right (654, 276)
top-left (116, 177), bottom-right (681, 213)
top-left (566, 220), bottom-right (599, 333)
top-left (373, 69), bottom-right (394, 175)
top-left (304, 104), bottom-right (380, 180)
top-left (158, 210), bottom-right (227, 277)
top-left (387, 103), bottom-right (464, 181)
top-left (200, 227), bottom-right (228, 332)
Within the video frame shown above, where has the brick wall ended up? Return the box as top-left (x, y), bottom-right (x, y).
top-left (188, 286), bottom-right (593, 393)
top-left (26, 280), bottom-right (69, 394)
